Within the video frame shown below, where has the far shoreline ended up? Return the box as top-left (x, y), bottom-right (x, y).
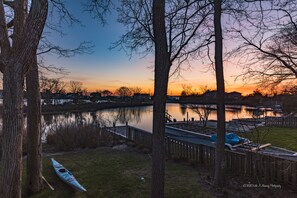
top-left (39, 101), bottom-right (153, 115)
top-left (0, 100), bottom-right (283, 116)
top-left (39, 101), bottom-right (255, 115)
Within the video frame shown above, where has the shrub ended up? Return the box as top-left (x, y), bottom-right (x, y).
top-left (46, 123), bottom-right (114, 151)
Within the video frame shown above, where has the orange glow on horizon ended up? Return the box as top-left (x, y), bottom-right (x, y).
top-left (82, 81), bottom-right (258, 96)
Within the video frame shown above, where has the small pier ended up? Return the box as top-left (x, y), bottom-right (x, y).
top-left (107, 123), bottom-right (297, 189)
top-left (108, 125), bottom-right (215, 147)
top-left (108, 123), bottom-right (297, 159)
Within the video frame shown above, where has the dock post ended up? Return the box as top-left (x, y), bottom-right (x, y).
top-left (167, 138), bottom-right (171, 159)
top-left (245, 151), bottom-right (252, 176)
top-left (199, 144), bottom-right (204, 164)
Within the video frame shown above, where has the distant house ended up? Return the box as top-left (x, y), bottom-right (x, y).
top-left (133, 93), bottom-right (151, 101)
top-left (203, 90), bottom-right (217, 100)
top-left (66, 93), bottom-right (76, 99)
top-left (226, 91), bottom-right (242, 100)
top-left (201, 91), bottom-right (242, 102)
top-left (168, 96), bottom-right (180, 101)
top-left (90, 92), bottom-right (101, 98)
top-left (90, 92), bottom-right (101, 102)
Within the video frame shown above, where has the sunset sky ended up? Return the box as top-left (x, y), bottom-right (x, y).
top-left (43, 1), bottom-right (257, 96)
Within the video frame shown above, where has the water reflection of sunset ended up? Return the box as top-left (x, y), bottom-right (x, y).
top-left (41, 104), bottom-right (280, 133)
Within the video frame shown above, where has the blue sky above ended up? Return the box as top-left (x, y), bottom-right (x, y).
top-left (42, 1), bottom-right (252, 95)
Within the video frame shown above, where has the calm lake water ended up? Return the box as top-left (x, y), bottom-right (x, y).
top-left (41, 103), bottom-right (280, 133)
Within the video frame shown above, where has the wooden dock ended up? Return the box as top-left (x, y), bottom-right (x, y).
top-left (108, 124), bottom-right (297, 189)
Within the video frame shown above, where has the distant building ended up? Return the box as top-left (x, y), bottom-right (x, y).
top-left (133, 93), bottom-right (151, 101)
top-left (66, 93), bottom-right (76, 99)
top-left (226, 91), bottom-right (242, 100)
top-left (203, 90), bottom-right (217, 100)
top-left (201, 91), bottom-right (242, 102)
top-left (90, 92), bottom-right (101, 102)
top-left (167, 96), bottom-right (180, 101)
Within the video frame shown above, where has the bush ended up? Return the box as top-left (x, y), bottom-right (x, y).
top-left (46, 123), bottom-right (114, 151)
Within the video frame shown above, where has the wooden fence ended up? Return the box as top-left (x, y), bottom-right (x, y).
top-left (166, 137), bottom-right (297, 187)
top-left (126, 126), bottom-right (152, 148)
top-left (265, 116), bottom-right (297, 128)
top-left (121, 126), bottom-right (297, 189)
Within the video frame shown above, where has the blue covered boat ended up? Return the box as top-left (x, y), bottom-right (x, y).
top-left (51, 158), bottom-right (87, 192)
top-left (210, 133), bottom-right (246, 145)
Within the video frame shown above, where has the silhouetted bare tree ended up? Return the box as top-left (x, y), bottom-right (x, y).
top-left (180, 84), bottom-right (197, 96)
top-left (130, 86), bottom-right (142, 95)
top-left (0, 1), bottom-right (48, 197)
top-left (40, 76), bottom-right (67, 104)
top-left (25, 56), bottom-right (43, 195)
top-left (151, 0), bottom-right (169, 196)
top-left (230, 0), bottom-right (297, 86)
top-left (25, 1), bottom-right (94, 194)
top-left (189, 104), bottom-right (212, 127)
top-left (26, 42), bottom-right (93, 197)
top-left (40, 76), bottom-right (67, 94)
top-left (69, 81), bottom-right (84, 93)
top-left (213, 0), bottom-right (226, 187)
top-left (116, 86), bottom-right (132, 97)
top-left (115, 0), bottom-right (213, 197)
top-left (101, 89), bottom-right (113, 97)
top-left (85, 0), bottom-right (112, 24)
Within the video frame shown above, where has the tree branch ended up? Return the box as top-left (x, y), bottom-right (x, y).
top-left (240, 31), bottom-right (297, 78)
top-left (0, 1), bottom-right (11, 55)
top-left (49, 0), bottom-right (80, 25)
top-left (84, 0), bottom-right (111, 24)
top-left (37, 41), bottom-right (94, 57)
top-left (3, 0), bottom-right (15, 8)
top-left (20, 0), bottom-right (48, 74)
top-left (6, 19), bottom-right (14, 29)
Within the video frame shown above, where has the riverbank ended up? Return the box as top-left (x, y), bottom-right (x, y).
top-left (0, 101), bottom-right (153, 115)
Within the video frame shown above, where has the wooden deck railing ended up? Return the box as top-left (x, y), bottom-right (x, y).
top-left (117, 125), bottom-right (297, 189)
top-left (265, 116), bottom-right (297, 127)
top-left (126, 126), bottom-right (152, 148)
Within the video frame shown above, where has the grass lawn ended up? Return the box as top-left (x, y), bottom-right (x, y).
top-left (239, 127), bottom-right (297, 151)
top-left (27, 148), bottom-right (212, 198)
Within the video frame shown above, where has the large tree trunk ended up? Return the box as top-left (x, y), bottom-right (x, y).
top-left (151, 0), bottom-right (170, 197)
top-left (213, 0), bottom-right (226, 187)
top-left (25, 55), bottom-right (43, 195)
top-left (0, 64), bottom-right (25, 198)
top-left (0, 1), bottom-right (48, 197)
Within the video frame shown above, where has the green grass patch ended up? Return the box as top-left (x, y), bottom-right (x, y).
top-left (28, 148), bottom-right (212, 198)
top-left (239, 127), bottom-right (297, 151)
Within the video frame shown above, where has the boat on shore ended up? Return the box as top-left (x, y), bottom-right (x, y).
top-left (165, 122), bottom-right (297, 160)
top-left (51, 158), bottom-right (87, 192)
top-left (210, 132), bottom-right (247, 145)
